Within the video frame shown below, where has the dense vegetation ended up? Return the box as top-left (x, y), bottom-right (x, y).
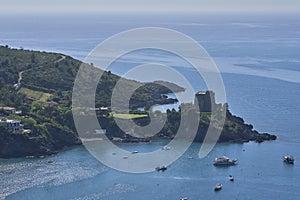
top-left (0, 45), bottom-right (183, 157)
top-left (0, 46), bottom-right (276, 158)
top-left (105, 103), bottom-right (276, 143)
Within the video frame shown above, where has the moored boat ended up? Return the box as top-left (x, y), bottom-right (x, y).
top-left (283, 155), bottom-right (294, 164)
top-left (214, 156), bottom-right (237, 166)
top-left (155, 165), bottom-right (167, 171)
top-left (162, 146), bottom-right (171, 150)
top-left (214, 183), bottom-right (222, 191)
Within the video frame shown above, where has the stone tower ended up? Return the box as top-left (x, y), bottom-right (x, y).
top-left (194, 90), bottom-right (216, 112)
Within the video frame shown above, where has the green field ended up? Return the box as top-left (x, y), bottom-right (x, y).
top-left (19, 87), bottom-right (52, 102)
top-left (112, 113), bottom-right (148, 119)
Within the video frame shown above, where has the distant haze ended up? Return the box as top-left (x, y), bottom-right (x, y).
top-left (1, 0), bottom-right (300, 14)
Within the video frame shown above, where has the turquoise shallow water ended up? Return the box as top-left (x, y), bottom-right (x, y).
top-left (0, 14), bottom-right (300, 199)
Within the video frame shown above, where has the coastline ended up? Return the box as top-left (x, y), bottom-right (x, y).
top-left (0, 46), bottom-right (276, 159)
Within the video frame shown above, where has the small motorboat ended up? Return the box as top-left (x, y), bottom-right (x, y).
top-left (155, 165), bottom-right (167, 171)
top-left (162, 146), bottom-right (171, 151)
top-left (283, 155), bottom-right (294, 164)
top-left (132, 151), bottom-right (139, 154)
top-left (229, 175), bottom-right (234, 181)
top-left (214, 156), bottom-right (237, 166)
top-left (180, 198), bottom-right (188, 200)
top-left (214, 183), bottom-right (222, 191)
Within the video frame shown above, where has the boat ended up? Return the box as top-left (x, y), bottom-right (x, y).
top-left (162, 146), bottom-right (171, 150)
top-left (229, 175), bottom-right (234, 181)
top-left (214, 156), bottom-right (237, 166)
top-left (155, 165), bottom-right (167, 171)
top-left (132, 151), bottom-right (139, 154)
top-left (180, 198), bottom-right (188, 200)
top-left (214, 183), bottom-right (222, 191)
top-left (283, 155), bottom-right (294, 164)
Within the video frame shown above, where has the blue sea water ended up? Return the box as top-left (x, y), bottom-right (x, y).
top-left (0, 13), bottom-right (300, 199)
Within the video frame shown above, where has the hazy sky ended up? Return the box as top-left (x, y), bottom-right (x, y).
top-left (1, 0), bottom-right (300, 14)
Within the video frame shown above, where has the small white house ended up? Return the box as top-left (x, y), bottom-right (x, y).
top-left (0, 118), bottom-right (23, 133)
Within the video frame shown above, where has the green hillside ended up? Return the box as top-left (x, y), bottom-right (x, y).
top-left (0, 45), bottom-right (276, 158)
top-left (0, 45), bottom-right (183, 158)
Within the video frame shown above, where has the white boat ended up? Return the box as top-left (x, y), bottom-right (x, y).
top-left (229, 175), bottom-right (234, 181)
top-left (214, 156), bottom-right (237, 166)
top-left (214, 183), bottom-right (222, 191)
top-left (283, 155), bottom-right (294, 164)
top-left (162, 146), bottom-right (171, 150)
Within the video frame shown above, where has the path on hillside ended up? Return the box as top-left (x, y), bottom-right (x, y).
top-left (54, 55), bottom-right (66, 63)
top-left (15, 55), bottom-right (66, 90)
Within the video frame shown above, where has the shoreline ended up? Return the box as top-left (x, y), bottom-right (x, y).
top-left (0, 136), bottom-right (277, 159)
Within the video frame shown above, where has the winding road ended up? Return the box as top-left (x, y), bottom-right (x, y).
top-left (15, 55), bottom-right (66, 90)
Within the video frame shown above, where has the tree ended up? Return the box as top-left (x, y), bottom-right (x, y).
top-left (22, 118), bottom-right (37, 129)
top-left (0, 123), bottom-right (9, 134)
top-left (31, 53), bottom-right (36, 63)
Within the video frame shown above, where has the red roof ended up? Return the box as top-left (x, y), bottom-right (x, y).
top-left (0, 106), bottom-right (16, 111)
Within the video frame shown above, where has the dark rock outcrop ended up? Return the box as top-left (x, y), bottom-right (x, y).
top-left (0, 124), bottom-right (81, 158)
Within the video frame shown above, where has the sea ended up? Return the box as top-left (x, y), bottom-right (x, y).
top-left (0, 13), bottom-right (300, 200)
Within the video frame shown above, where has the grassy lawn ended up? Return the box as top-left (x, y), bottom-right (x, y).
top-left (112, 113), bottom-right (148, 119)
top-left (19, 87), bottom-right (52, 102)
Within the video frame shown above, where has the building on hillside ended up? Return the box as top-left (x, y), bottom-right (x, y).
top-left (0, 118), bottom-right (23, 133)
top-left (91, 107), bottom-right (110, 116)
top-left (0, 106), bottom-right (22, 115)
top-left (0, 106), bottom-right (16, 114)
top-left (99, 107), bottom-right (109, 116)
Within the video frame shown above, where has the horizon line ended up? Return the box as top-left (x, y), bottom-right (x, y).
top-left (0, 10), bottom-right (299, 16)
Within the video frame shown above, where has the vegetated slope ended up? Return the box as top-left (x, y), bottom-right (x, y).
top-left (0, 45), bottom-right (183, 158)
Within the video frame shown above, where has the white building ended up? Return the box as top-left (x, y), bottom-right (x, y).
top-left (0, 118), bottom-right (23, 133)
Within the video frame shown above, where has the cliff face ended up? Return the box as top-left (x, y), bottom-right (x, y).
top-left (0, 124), bottom-right (81, 158)
top-left (192, 91), bottom-right (276, 143)
top-left (219, 111), bottom-right (276, 143)
top-left (105, 109), bottom-right (276, 144)
top-left (193, 110), bottom-right (276, 143)
top-left (0, 132), bottom-right (46, 158)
